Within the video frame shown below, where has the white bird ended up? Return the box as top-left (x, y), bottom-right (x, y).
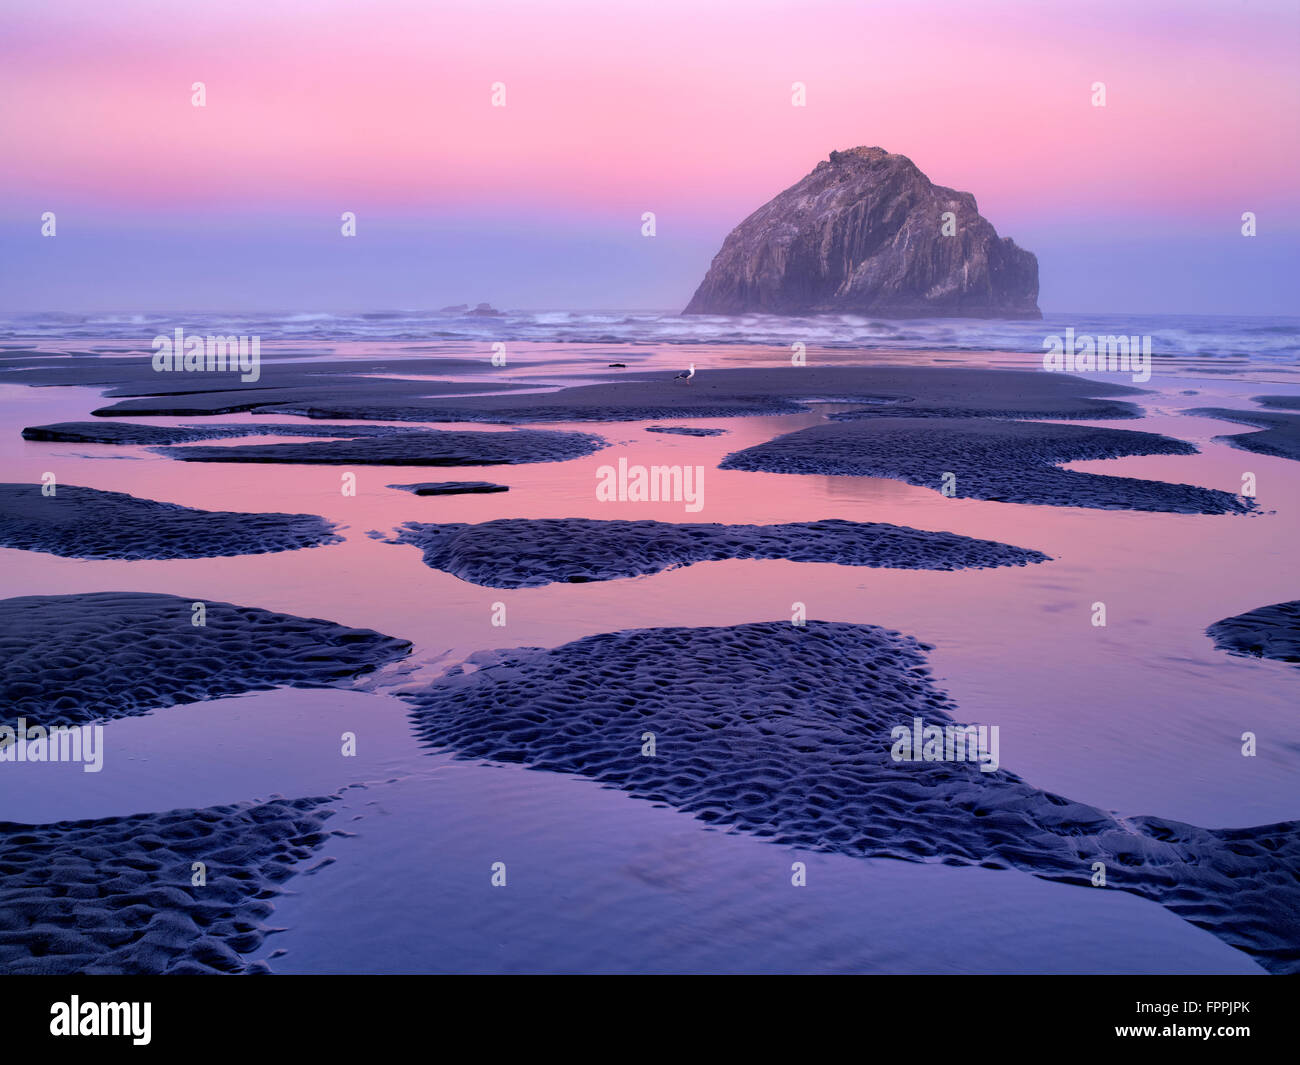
top-left (674, 363), bottom-right (696, 384)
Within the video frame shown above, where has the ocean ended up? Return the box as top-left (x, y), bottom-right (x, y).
top-left (2, 310), bottom-right (1298, 366)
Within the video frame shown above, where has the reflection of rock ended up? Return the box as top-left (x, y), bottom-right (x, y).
top-left (685, 146), bottom-right (1040, 319)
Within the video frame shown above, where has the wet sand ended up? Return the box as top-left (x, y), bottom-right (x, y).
top-left (1, 340), bottom-right (1296, 974)
top-left (0, 484), bottom-right (340, 560)
top-left (388, 516), bottom-right (1048, 587)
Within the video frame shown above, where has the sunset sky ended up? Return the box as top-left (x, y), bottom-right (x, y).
top-left (2, 0), bottom-right (1297, 313)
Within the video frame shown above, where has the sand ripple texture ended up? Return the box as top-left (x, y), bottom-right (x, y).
top-left (644, 425), bottom-right (729, 436)
top-left (721, 418), bottom-right (1253, 514)
top-left (389, 517), bottom-right (1050, 588)
top-left (0, 797), bottom-right (336, 974)
top-left (0, 483), bottom-right (340, 560)
top-left (0, 592), bottom-right (412, 728)
top-left (406, 620), bottom-right (1300, 973)
top-left (1188, 406), bottom-right (1300, 463)
top-left (1207, 601), bottom-right (1300, 666)
top-left (22, 420), bottom-right (416, 445)
top-left (88, 367), bottom-right (1140, 424)
top-left (151, 428), bottom-right (606, 466)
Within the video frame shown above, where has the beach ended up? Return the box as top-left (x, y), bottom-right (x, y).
top-left (1, 328), bottom-right (1296, 974)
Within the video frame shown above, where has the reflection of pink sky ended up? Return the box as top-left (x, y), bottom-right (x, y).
top-left (4, 0), bottom-right (1298, 221)
top-left (2, 343), bottom-right (1298, 825)
top-left (3, 339), bottom-right (1296, 976)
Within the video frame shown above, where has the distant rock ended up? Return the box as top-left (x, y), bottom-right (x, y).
top-left (684, 146), bottom-right (1040, 319)
top-left (439, 303), bottom-right (502, 316)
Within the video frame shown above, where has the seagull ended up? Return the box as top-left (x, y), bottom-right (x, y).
top-left (674, 363), bottom-right (696, 384)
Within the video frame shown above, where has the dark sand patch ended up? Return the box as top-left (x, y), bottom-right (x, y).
top-left (388, 481), bottom-right (509, 496)
top-left (151, 428), bottom-right (606, 466)
top-left (92, 380), bottom-right (522, 418)
top-left (0, 592), bottom-right (411, 729)
top-left (0, 483), bottom-right (339, 560)
top-left (1187, 407), bottom-right (1300, 463)
top-left (645, 425), bottom-right (729, 437)
top-left (1255, 396), bottom-right (1300, 411)
top-left (720, 418), bottom-right (1253, 514)
top-left (406, 621), bottom-right (1300, 973)
top-left (1207, 601), bottom-right (1300, 666)
top-left (830, 404), bottom-right (1128, 420)
top-left (0, 349), bottom-right (533, 410)
top-left (23, 421), bottom-right (411, 445)
top-left (96, 368), bottom-right (1142, 423)
top-left (388, 517), bottom-right (1049, 588)
top-left (0, 797), bottom-right (335, 974)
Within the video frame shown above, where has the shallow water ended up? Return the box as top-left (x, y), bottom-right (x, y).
top-left (1, 341), bottom-right (1295, 973)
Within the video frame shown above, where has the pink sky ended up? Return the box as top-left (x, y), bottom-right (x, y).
top-left (2, 0), bottom-right (1297, 311)
top-left (5, 0), bottom-right (1297, 218)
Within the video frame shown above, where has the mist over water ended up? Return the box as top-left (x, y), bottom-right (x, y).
top-left (3, 310), bottom-right (1298, 365)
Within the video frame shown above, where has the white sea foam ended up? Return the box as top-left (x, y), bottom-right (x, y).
top-left (1, 310), bottom-right (1295, 363)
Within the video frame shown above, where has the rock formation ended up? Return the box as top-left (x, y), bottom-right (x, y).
top-left (684, 147), bottom-right (1040, 319)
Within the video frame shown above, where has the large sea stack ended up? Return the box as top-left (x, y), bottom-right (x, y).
top-left (684, 147), bottom-right (1041, 319)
